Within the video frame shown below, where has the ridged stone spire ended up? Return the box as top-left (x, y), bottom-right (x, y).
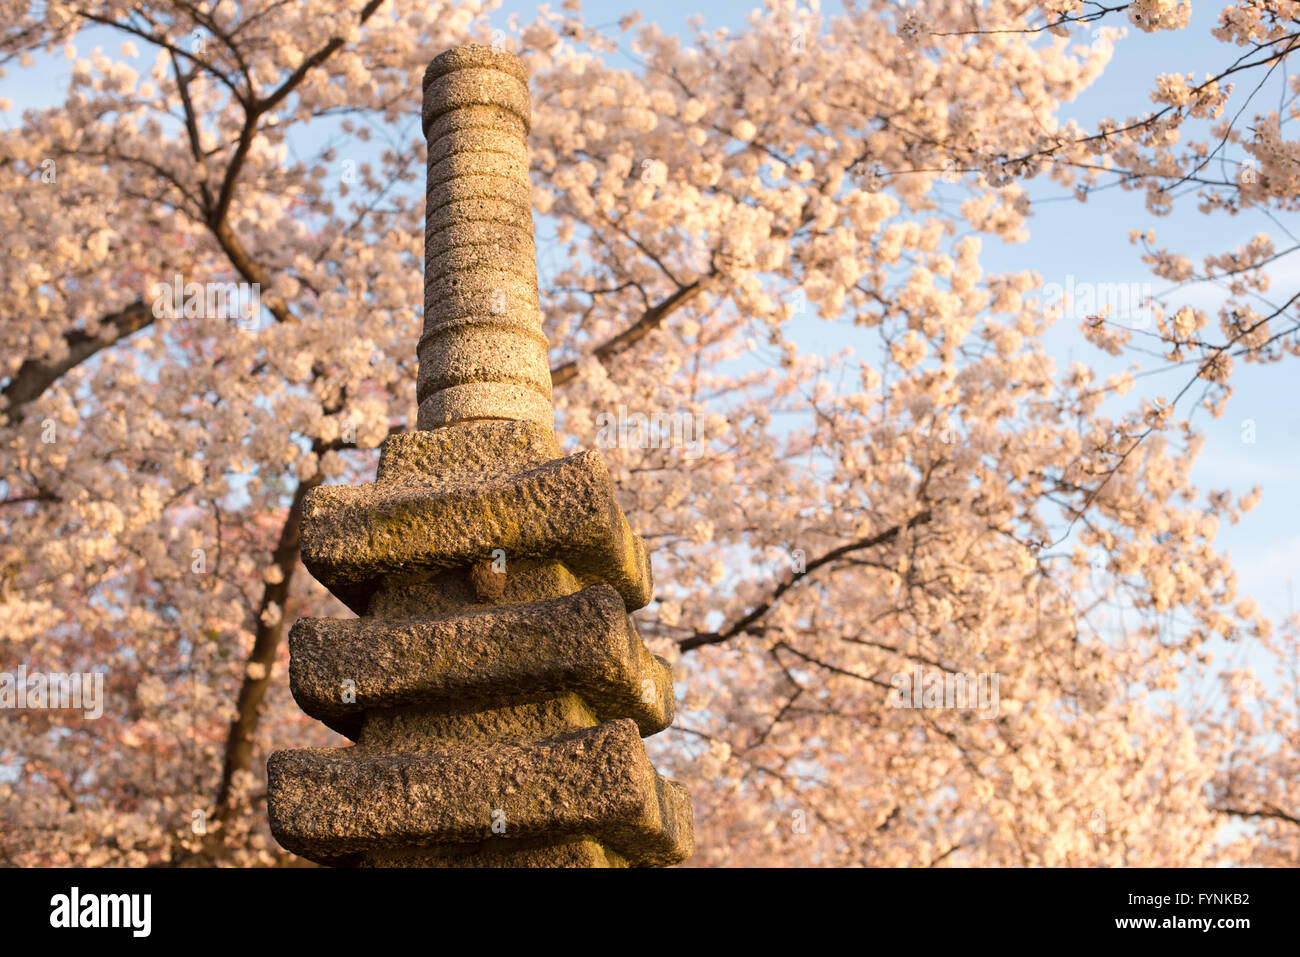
top-left (266, 45), bottom-right (694, 868)
top-left (417, 45), bottom-right (553, 430)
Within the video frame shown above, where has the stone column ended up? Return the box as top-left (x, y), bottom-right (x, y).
top-left (417, 45), bottom-right (552, 430)
top-left (266, 45), bottom-right (694, 868)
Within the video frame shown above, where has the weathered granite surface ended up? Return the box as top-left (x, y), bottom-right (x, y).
top-left (266, 45), bottom-right (693, 868)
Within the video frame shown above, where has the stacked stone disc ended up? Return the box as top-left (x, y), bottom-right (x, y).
top-left (266, 45), bottom-right (694, 868)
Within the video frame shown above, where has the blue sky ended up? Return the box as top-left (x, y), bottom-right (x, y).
top-left (3, 0), bottom-right (1295, 632)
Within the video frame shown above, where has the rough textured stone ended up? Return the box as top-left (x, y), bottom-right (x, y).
top-left (376, 420), bottom-right (559, 481)
top-left (427, 150), bottom-right (530, 191)
top-left (267, 721), bottom-right (693, 867)
top-left (423, 45), bottom-right (528, 86)
top-left (423, 216), bottom-right (535, 266)
top-left (424, 124), bottom-right (528, 169)
top-left (288, 584), bottom-right (675, 739)
top-left (422, 69), bottom-right (531, 135)
top-left (372, 838), bottom-right (629, 868)
top-left (415, 322), bottom-right (551, 403)
top-left (299, 447), bottom-right (654, 614)
top-left (266, 44), bottom-right (693, 869)
top-left (425, 197), bottom-right (534, 240)
top-left (366, 557), bottom-right (579, 619)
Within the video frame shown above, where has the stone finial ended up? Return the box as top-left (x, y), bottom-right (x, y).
top-left (417, 45), bottom-right (552, 430)
top-left (266, 46), bottom-right (693, 868)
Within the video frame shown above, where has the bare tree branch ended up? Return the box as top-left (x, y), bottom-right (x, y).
top-left (550, 277), bottom-right (710, 387)
top-left (679, 510), bottom-right (933, 652)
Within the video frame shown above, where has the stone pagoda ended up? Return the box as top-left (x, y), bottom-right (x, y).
top-left (266, 45), bottom-right (694, 868)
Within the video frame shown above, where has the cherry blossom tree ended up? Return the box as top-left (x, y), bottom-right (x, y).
top-left (0, 0), bottom-right (1296, 866)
